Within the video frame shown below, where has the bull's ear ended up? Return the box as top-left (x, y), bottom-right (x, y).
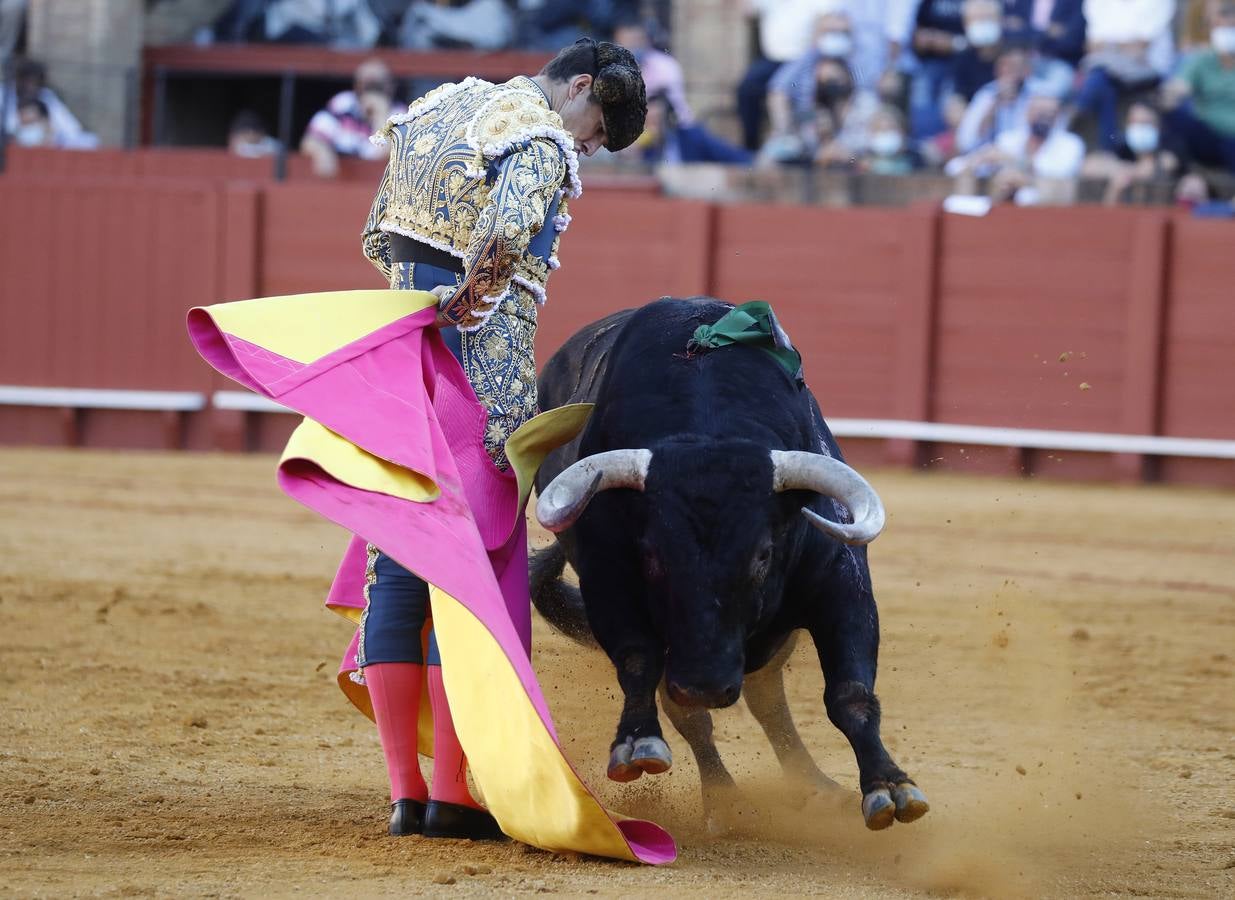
top-left (536, 449), bottom-right (652, 532)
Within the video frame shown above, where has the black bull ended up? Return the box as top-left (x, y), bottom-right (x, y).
top-left (531, 298), bottom-right (928, 831)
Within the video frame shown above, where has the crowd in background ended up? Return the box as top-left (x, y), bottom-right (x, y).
top-left (735, 0), bottom-right (1235, 207)
top-left (2, 0), bottom-right (1233, 210)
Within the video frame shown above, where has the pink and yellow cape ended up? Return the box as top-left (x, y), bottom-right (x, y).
top-left (187, 289), bottom-right (675, 865)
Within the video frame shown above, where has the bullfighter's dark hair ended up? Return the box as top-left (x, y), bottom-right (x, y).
top-left (540, 38), bottom-right (647, 152)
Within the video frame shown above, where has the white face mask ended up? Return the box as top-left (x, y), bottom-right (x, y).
top-left (1125, 123), bottom-right (1159, 154)
top-left (870, 130), bottom-right (904, 157)
top-left (817, 32), bottom-right (853, 58)
top-left (15, 123), bottom-right (48, 146)
top-left (1212, 27), bottom-right (1235, 54)
top-left (966, 20), bottom-right (1002, 48)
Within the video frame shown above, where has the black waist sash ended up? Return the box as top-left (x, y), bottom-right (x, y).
top-left (388, 233), bottom-right (465, 274)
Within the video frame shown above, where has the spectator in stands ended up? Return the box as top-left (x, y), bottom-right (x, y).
top-left (215, 0), bottom-right (326, 42)
top-left (638, 89), bottom-right (755, 165)
top-left (948, 86), bottom-right (1085, 202)
top-left (951, 0), bottom-right (1013, 103)
top-left (214, 0), bottom-right (381, 46)
top-left (228, 109), bottom-right (281, 158)
top-left (1177, 0), bottom-right (1218, 55)
top-left (300, 57), bottom-right (399, 177)
top-left (613, 16), bottom-right (691, 124)
top-left (1082, 100), bottom-right (1185, 202)
top-left (908, 0), bottom-right (971, 138)
top-left (2, 58), bottom-right (96, 149)
top-left (766, 11), bottom-right (858, 141)
top-left (516, 0), bottom-right (640, 50)
top-left (12, 98), bottom-right (53, 147)
top-left (1160, 0), bottom-right (1235, 172)
top-left (145, 0), bottom-right (235, 45)
top-left (858, 103), bottom-right (922, 172)
top-left (954, 42), bottom-right (1033, 152)
top-left (820, 0), bottom-right (918, 88)
top-left (1025, 0), bottom-right (1086, 96)
top-left (763, 56), bottom-right (880, 166)
top-left (398, 0), bottom-right (515, 51)
top-left (1069, 0), bottom-right (1177, 151)
top-left (737, 0), bottom-right (835, 150)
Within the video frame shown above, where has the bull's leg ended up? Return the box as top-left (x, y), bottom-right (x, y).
top-left (742, 633), bottom-right (842, 797)
top-left (603, 639), bottom-right (673, 782)
top-left (804, 556), bottom-right (929, 830)
top-left (657, 682), bottom-right (741, 833)
top-left (575, 568), bottom-right (671, 783)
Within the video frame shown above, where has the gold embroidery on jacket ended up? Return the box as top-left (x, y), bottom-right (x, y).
top-left (362, 77), bottom-right (574, 469)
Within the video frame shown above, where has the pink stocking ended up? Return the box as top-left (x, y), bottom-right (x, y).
top-left (365, 663), bottom-right (428, 803)
top-left (427, 665), bottom-right (482, 809)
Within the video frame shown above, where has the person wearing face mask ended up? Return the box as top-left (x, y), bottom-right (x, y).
top-left (1069, 0), bottom-right (1177, 151)
top-left (860, 104), bottom-right (922, 173)
top-left (2, 57), bottom-right (96, 149)
top-left (738, 0), bottom-right (836, 150)
top-left (947, 87), bottom-right (1084, 201)
top-left (809, 58), bottom-right (883, 167)
top-left (1160, 0), bottom-right (1235, 172)
top-left (767, 11), bottom-right (858, 143)
top-left (13, 98), bottom-right (53, 147)
top-left (1082, 100), bottom-right (1185, 202)
top-left (951, 0), bottom-right (1012, 104)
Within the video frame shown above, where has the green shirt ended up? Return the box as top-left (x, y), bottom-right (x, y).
top-left (1181, 50), bottom-right (1235, 137)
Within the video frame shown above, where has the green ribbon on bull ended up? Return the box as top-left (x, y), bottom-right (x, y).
top-left (687, 300), bottom-right (804, 384)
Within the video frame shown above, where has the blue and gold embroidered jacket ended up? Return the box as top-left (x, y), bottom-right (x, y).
top-left (362, 76), bottom-right (581, 467)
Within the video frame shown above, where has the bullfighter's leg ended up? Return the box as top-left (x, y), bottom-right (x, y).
top-left (742, 633), bottom-right (842, 796)
top-left (657, 681), bottom-right (741, 832)
top-left (804, 552), bottom-right (929, 830)
top-left (577, 559), bottom-right (672, 782)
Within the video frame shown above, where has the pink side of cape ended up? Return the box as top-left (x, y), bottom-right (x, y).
top-left (186, 303), bottom-right (674, 865)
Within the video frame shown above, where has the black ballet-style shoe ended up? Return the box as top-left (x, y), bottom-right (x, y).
top-left (388, 798), bottom-right (427, 836)
top-left (422, 799), bottom-right (507, 841)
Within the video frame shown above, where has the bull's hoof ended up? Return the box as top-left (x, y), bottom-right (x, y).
top-left (891, 782), bottom-right (929, 823)
top-left (861, 788), bottom-right (896, 831)
top-left (631, 736), bottom-right (672, 775)
top-left (607, 738), bottom-right (642, 782)
top-left (607, 736), bottom-right (673, 782)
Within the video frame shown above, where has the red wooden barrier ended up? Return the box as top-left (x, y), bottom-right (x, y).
top-left (0, 176), bottom-right (223, 448)
top-left (2, 168), bottom-right (1234, 484)
top-left (711, 204), bottom-right (914, 421)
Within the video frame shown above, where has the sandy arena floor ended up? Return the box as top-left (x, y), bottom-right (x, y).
top-left (1, 447), bottom-right (1233, 898)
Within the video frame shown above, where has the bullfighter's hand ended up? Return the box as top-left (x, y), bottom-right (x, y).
top-left (429, 285), bottom-right (453, 329)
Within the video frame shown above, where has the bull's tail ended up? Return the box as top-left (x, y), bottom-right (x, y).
top-left (530, 541), bottom-right (597, 646)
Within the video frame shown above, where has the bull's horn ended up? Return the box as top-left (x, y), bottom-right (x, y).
top-left (536, 449), bottom-right (653, 533)
top-left (769, 450), bottom-right (886, 545)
